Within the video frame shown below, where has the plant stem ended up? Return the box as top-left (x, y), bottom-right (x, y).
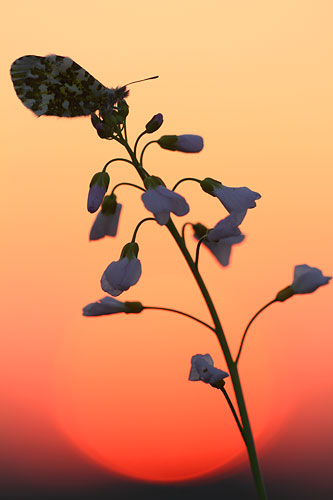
top-left (139, 140), bottom-right (157, 166)
top-left (143, 306), bottom-right (215, 332)
top-left (111, 182), bottom-right (146, 196)
top-left (134, 131), bottom-right (147, 158)
top-left (131, 217), bottom-right (156, 242)
top-left (166, 219), bottom-right (268, 499)
top-left (194, 237), bottom-right (205, 267)
top-left (236, 300), bottom-right (277, 365)
top-left (172, 177), bottom-right (201, 191)
top-left (220, 386), bottom-right (245, 443)
top-left (116, 137), bottom-right (268, 499)
top-left (102, 157), bottom-right (135, 171)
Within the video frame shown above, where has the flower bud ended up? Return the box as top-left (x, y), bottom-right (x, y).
top-left (118, 99), bottom-right (129, 118)
top-left (87, 172), bottom-right (110, 213)
top-left (145, 113), bottom-right (163, 133)
top-left (158, 134), bottom-right (204, 153)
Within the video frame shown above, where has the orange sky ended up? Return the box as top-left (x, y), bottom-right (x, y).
top-left (1, 0), bottom-right (332, 485)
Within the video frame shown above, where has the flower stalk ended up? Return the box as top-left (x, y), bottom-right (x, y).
top-left (109, 122), bottom-right (269, 499)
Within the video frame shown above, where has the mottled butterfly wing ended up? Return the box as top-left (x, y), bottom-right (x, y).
top-left (10, 54), bottom-right (110, 117)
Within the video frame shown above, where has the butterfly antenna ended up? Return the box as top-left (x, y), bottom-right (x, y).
top-left (125, 75), bottom-right (159, 86)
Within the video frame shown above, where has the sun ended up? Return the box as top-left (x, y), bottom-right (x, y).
top-left (51, 312), bottom-right (280, 483)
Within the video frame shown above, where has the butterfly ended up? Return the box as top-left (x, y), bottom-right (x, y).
top-left (10, 54), bottom-right (157, 118)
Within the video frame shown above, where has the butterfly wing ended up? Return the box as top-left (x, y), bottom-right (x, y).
top-left (10, 54), bottom-right (109, 117)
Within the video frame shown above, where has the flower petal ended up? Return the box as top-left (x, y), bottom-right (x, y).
top-left (83, 296), bottom-right (126, 316)
top-left (89, 204), bottom-right (122, 240)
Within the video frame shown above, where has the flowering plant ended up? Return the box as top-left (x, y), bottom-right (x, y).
top-left (10, 55), bottom-right (331, 499)
top-left (84, 98), bottom-right (331, 499)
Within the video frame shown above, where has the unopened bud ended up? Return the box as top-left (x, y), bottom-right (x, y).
top-left (145, 113), bottom-right (163, 133)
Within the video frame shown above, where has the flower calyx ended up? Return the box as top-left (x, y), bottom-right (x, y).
top-left (101, 193), bottom-right (118, 215)
top-left (124, 301), bottom-right (144, 313)
top-left (200, 177), bottom-right (222, 194)
top-left (143, 175), bottom-right (165, 190)
top-left (121, 242), bottom-right (139, 260)
top-left (192, 223), bottom-right (209, 240)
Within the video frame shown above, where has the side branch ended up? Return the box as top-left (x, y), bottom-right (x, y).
top-left (143, 306), bottom-right (216, 332)
top-left (235, 300), bottom-right (277, 364)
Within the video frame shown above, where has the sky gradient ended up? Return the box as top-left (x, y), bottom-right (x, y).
top-left (1, 0), bottom-right (333, 497)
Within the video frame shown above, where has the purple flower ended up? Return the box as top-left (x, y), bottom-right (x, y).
top-left (83, 297), bottom-right (127, 316)
top-left (276, 265), bottom-right (331, 301)
top-left (83, 297), bottom-right (144, 316)
top-left (90, 203), bottom-right (122, 240)
top-left (291, 265), bottom-right (331, 293)
top-left (157, 134), bottom-right (204, 153)
top-left (142, 185), bottom-right (189, 225)
top-left (87, 171), bottom-right (110, 213)
top-left (189, 354), bottom-right (229, 387)
top-left (200, 178), bottom-right (261, 221)
top-left (193, 215), bottom-right (245, 266)
top-left (101, 243), bottom-right (142, 297)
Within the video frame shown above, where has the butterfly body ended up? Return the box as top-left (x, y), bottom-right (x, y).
top-left (10, 54), bottom-right (129, 117)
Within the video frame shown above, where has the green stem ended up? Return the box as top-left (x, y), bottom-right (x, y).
top-left (139, 140), bottom-right (157, 166)
top-left (115, 137), bottom-right (148, 182)
top-left (166, 219), bottom-right (267, 500)
top-left (102, 157), bottom-right (135, 171)
top-left (172, 177), bottom-right (201, 191)
top-left (134, 131), bottom-right (147, 158)
top-left (220, 386), bottom-right (245, 443)
top-left (235, 300), bottom-right (277, 365)
top-left (195, 237), bottom-right (205, 267)
top-left (131, 217), bottom-right (156, 242)
top-left (143, 306), bottom-right (215, 332)
top-left (181, 222), bottom-right (193, 242)
top-left (113, 136), bottom-right (268, 500)
top-left (111, 182), bottom-right (146, 196)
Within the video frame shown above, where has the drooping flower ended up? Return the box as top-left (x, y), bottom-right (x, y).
top-left (193, 215), bottom-right (245, 266)
top-left (200, 177), bottom-right (261, 222)
top-left (83, 297), bottom-right (144, 316)
top-left (157, 134), bottom-right (204, 153)
top-left (142, 176), bottom-right (189, 225)
top-left (90, 194), bottom-right (122, 240)
top-left (189, 354), bottom-right (229, 388)
top-left (101, 242), bottom-right (142, 297)
top-left (145, 113), bottom-right (163, 133)
top-left (83, 297), bottom-right (126, 316)
top-left (87, 171), bottom-right (110, 213)
top-left (276, 265), bottom-right (331, 301)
